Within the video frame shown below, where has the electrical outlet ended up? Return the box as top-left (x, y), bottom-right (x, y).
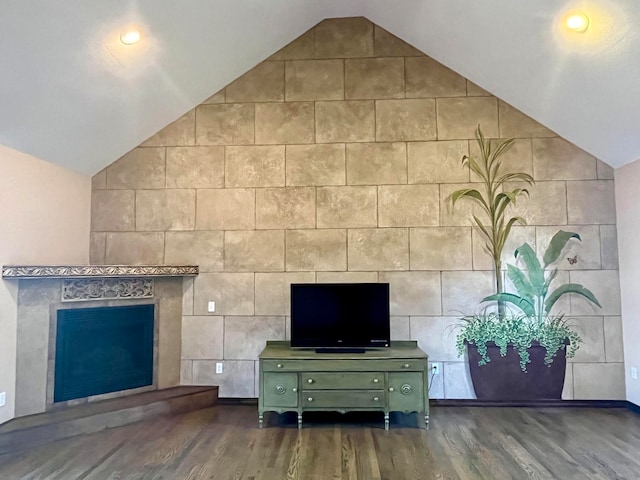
top-left (207, 301), bottom-right (216, 313)
top-left (632, 367), bottom-right (638, 380)
top-left (0, 392), bottom-right (5, 407)
top-left (430, 363), bottom-right (440, 375)
top-left (216, 362), bottom-right (223, 374)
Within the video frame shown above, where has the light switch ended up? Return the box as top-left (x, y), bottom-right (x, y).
top-left (208, 301), bottom-right (216, 313)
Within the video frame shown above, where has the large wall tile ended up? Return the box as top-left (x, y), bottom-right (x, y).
top-left (314, 17), bottom-right (374, 59)
top-left (604, 316), bottom-right (624, 363)
top-left (193, 360), bottom-right (255, 397)
top-left (193, 273), bottom-right (254, 316)
top-left (165, 231), bottom-right (224, 272)
top-left (410, 316), bottom-right (462, 362)
top-left (92, 169), bottom-right (107, 189)
top-left (507, 181), bottom-right (568, 226)
top-left (317, 186), bottom-right (377, 228)
top-left (166, 146), bottom-right (224, 189)
top-left (600, 225), bottom-right (619, 269)
top-left (348, 229), bottom-right (409, 271)
top-left (573, 363), bottom-right (625, 400)
top-left (196, 189), bottom-right (255, 230)
top-left (411, 227), bottom-right (472, 270)
top-left (255, 187), bottom-right (316, 229)
top-left (202, 89), bottom-right (225, 104)
top-left (141, 110), bottom-right (195, 147)
top-left (225, 61), bottom-right (284, 103)
top-left (90, 232), bottom-right (106, 264)
top-left (106, 147), bottom-right (165, 189)
top-left (224, 230), bottom-right (285, 272)
top-left (269, 29), bottom-right (314, 61)
top-left (390, 316), bottom-right (411, 340)
top-left (378, 271), bottom-right (442, 315)
top-left (570, 270), bottom-right (620, 316)
top-left (182, 316), bottom-right (224, 359)
top-left (255, 102), bottom-right (314, 144)
top-left (346, 142), bottom-right (407, 185)
top-left (498, 101), bottom-right (555, 138)
top-left (466, 81), bottom-right (491, 97)
top-left (443, 362), bottom-right (475, 399)
top-left (374, 26), bottom-right (422, 57)
top-left (316, 100), bottom-right (375, 143)
top-left (405, 56), bottom-right (466, 98)
top-left (225, 145), bottom-right (285, 188)
top-left (567, 180), bottom-right (616, 225)
top-left (379, 185), bottom-right (439, 227)
top-left (285, 59), bottom-right (344, 101)
top-left (408, 141), bottom-right (469, 184)
top-left (255, 272), bottom-right (315, 315)
top-left (535, 225), bottom-right (601, 270)
top-left (437, 97), bottom-right (499, 140)
top-left (286, 229), bottom-right (347, 271)
top-left (196, 104), bottom-right (254, 145)
top-left (316, 271), bottom-right (378, 283)
top-left (345, 58), bottom-right (404, 99)
top-left (441, 271), bottom-right (495, 316)
top-left (224, 316), bottom-right (285, 359)
top-left (567, 316), bottom-right (605, 363)
top-left (182, 277), bottom-right (194, 316)
top-left (375, 99), bottom-right (437, 142)
top-left (136, 189), bottom-right (196, 231)
top-left (286, 144), bottom-right (345, 186)
top-left (181, 361), bottom-right (193, 385)
top-left (562, 364), bottom-right (574, 400)
top-left (533, 138), bottom-right (597, 180)
top-left (105, 232), bottom-right (164, 265)
top-left (91, 190), bottom-right (135, 231)
top-left (596, 159), bottom-right (614, 180)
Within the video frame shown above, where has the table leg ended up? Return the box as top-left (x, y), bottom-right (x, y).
top-left (384, 413), bottom-right (390, 431)
top-left (258, 413), bottom-right (264, 429)
top-left (297, 413), bottom-right (303, 429)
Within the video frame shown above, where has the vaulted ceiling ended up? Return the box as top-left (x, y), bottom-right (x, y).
top-left (1, 0), bottom-right (639, 175)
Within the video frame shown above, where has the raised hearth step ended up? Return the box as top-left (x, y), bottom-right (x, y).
top-left (0, 386), bottom-right (218, 454)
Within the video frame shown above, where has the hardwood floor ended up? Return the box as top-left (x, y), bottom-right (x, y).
top-left (0, 404), bottom-right (639, 479)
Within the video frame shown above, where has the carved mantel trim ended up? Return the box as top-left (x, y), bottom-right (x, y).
top-left (2, 265), bottom-right (199, 279)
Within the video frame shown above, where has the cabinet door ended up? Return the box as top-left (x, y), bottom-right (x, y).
top-left (263, 372), bottom-right (298, 408)
top-left (388, 372), bottom-right (424, 413)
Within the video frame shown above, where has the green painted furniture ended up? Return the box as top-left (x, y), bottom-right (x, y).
top-left (258, 341), bottom-right (429, 430)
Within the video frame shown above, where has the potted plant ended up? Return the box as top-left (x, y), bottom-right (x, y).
top-left (457, 230), bottom-right (602, 400)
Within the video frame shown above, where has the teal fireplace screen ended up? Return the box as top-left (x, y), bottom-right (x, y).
top-left (54, 304), bottom-right (154, 402)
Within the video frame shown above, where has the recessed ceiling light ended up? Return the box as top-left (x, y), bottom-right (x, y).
top-left (566, 12), bottom-right (590, 33)
top-left (120, 30), bottom-right (141, 45)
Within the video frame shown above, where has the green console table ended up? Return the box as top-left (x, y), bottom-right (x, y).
top-left (258, 341), bottom-right (429, 430)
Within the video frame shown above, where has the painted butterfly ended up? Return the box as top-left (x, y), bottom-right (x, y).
top-left (567, 255), bottom-right (578, 265)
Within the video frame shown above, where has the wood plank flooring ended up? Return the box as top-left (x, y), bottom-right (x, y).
top-left (1, 404), bottom-right (639, 479)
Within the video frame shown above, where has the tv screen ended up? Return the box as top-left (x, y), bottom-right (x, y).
top-left (290, 283), bottom-right (390, 351)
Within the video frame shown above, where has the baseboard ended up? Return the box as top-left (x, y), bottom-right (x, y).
top-left (626, 401), bottom-right (640, 415)
top-left (430, 399), bottom-right (629, 408)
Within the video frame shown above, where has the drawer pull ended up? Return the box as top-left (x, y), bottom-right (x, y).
top-left (373, 378), bottom-right (379, 384)
top-left (292, 388), bottom-right (298, 392)
top-left (275, 384), bottom-right (286, 394)
top-left (373, 397), bottom-right (379, 402)
top-left (307, 378), bottom-right (314, 384)
top-left (403, 363), bottom-right (410, 368)
top-left (401, 384), bottom-right (413, 395)
top-left (389, 387), bottom-right (395, 392)
top-left (277, 364), bottom-right (283, 368)
top-left (307, 397), bottom-right (314, 402)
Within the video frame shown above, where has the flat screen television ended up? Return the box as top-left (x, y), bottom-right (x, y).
top-left (290, 283), bottom-right (390, 352)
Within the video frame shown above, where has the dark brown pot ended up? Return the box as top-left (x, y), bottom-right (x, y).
top-left (467, 341), bottom-right (568, 400)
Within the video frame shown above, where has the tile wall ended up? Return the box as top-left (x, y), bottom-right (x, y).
top-left (90, 18), bottom-right (623, 399)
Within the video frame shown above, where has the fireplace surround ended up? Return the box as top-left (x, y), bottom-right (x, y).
top-left (3, 265), bottom-right (197, 417)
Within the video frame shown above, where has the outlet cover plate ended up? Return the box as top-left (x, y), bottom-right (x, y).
top-left (207, 301), bottom-right (216, 313)
top-left (216, 362), bottom-right (223, 374)
top-left (0, 392), bottom-right (5, 407)
top-left (632, 367), bottom-right (638, 380)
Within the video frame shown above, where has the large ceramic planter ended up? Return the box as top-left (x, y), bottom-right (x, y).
top-left (467, 341), bottom-right (568, 400)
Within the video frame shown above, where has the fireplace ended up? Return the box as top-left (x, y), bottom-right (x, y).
top-left (54, 304), bottom-right (154, 402)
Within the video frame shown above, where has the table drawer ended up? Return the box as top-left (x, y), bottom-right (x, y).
top-left (302, 390), bottom-right (385, 408)
top-left (302, 372), bottom-right (383, 390)
top-left (262, 359), bottom-right (424, 372)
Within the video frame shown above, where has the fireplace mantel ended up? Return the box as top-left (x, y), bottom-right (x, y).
top-left (2, 265), bottom-right (198, 279)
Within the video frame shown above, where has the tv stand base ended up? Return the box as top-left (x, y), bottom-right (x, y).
top-left (315, 347), bottom-right (366, 354)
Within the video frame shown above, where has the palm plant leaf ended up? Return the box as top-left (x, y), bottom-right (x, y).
top-left (496, 172), bottom-right (535, 185)
top-left (543, 230), bottom-right (581, 268)
top-left (506, 264), bottom-right (534, 302)
top-left (544, 284), bottom-right (602, 315)
top-left (483, 293), bottom-right (536, 317)
top-left (450, 189), bottom-right (490, 216)
top-left (514, 243), bottom-right (545, 292)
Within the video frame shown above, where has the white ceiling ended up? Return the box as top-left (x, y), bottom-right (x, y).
top-left (1, 0), bottom-right (639, 175)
